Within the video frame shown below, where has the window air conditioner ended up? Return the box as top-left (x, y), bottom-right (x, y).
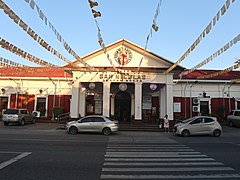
top-left (193, 98), bottom-right (199, 105)
top-left (192, 106), bottom-right (200, 112)
top-left (32, 111), bottom-right (41, 118)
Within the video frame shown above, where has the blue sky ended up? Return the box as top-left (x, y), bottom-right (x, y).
top-left (0, 0), bottom-right (239, 70)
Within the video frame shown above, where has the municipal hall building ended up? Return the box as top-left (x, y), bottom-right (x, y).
top-left (0, 39), bottom-right (240, 123)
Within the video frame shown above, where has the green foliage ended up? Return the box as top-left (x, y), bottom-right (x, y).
top-left (52, 106), bottom-right (64, 118)
top-left (216, 105), bottom-right (227, 123)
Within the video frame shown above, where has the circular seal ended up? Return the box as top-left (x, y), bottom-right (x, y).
top-left (150, 83), bottom-right (157, 90)
top-left (114, 47), bottom-right (132, 66)
top-left (89, 82), bottom-right (96, 89)
top-left (119, 83), bottom-right (127, 91)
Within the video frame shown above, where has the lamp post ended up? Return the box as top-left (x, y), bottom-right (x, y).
top-left (9, 78), bottom-right (20, 108)
top-left (228, 81), bottom-right (235, 113)
top-left (49, 77), bottom-right (57, 120)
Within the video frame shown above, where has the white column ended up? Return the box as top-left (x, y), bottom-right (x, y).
top-left (70, 82), bottom-right (80, 118)
top-left (131, 94), bottom-right (135, 116)
top-left (160, 86), bottom-right (166, 119)
top-left (110, 95), bottom-right (114, 117)
top-left (134, 82), bottom-right (142, 120)
top-left (103, 82), bottom-right (110, 116)
top-left (166, 83), bottom-right (174, 120)
top-left (79, 89), bottom-right (86, 117)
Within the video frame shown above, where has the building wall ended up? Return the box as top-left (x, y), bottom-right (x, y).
top-left (0, 78), bottom-right (72, 118)
top-left (173, 81), bottom-right (240, 121)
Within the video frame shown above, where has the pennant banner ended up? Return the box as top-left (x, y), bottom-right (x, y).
top-left (0, 37), bottom-right (57, 67)
top-left (138, 0), bottom-right (162, 72)
top-left (180, 34), bottom-right (240, 77)
top-left (197, 59), bottom-right (240, 79)
top-left (0, 56), bottom-right (37, 73)
top-left (88, 1), bottom-right (118, 72)
top-left (0, 0), bottom-right (71, 64)
top-left (162, 0), bottom-right (235, 75)
top-left (23, 0), bottom-right (96, 71)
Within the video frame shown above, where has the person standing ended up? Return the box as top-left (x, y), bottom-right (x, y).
top-left (163, 115), bottom-right (169, 133)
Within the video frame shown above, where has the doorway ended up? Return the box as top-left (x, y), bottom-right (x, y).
top-left (115, 91), bottom-right (131, 123)
top-left (36, 97), bottom-right (47, 117)
top-left (200, 101), bottom-right (210, 116)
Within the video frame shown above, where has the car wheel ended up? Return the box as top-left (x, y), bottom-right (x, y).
top-left (102, 127), bottom-right (111, 136)
top-left (229, 121), bottom-right (233, 127)
top-left (20, 119), bottom-right (25, 126)
top-left (182, 130), bottom-right (190, 137)
top-left (69, 126), bottom-right (78, 135)
top-left (4, 122), bottom-right (9, 126)
top-left (213, 129), bottom-right (221, 137)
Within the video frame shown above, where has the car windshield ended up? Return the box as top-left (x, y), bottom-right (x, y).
top-left (4, 109), bottom-right (19, 115)
top-left (182, 118), bottom-right (193, 123)
top-left (105, 117), bottom-right (114, 121)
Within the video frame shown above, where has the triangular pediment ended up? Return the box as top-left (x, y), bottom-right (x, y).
top-left (64, 39), bottom-right (184, 71)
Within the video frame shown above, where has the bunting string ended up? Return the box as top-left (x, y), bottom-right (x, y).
top-left (88, 0), bottom-right (119, 72)
top-left (0, 0), bottom-right (71, 64)
top-left (0, 56), bottom-right (36, 73)
top-left (180, 34), bottom-right (240, 77)
top-left (138, 0), bottom-right (162, 72)
top-left (0, 37), bottom-right (57, 67)
top-left (162, 0), bottom-right (236, 75)
top-left (23, 0), bottom-right (97, 71)
top-left (197, 58), bottom-right (240, 79)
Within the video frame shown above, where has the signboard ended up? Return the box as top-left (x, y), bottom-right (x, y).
top-left (174, 102), bottom-right (181, 112)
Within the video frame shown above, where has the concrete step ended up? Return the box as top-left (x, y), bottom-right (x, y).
top-left (119, 123), bottom-right (162, 132)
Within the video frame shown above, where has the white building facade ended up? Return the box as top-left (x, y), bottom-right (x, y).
top-left (67, 39), bottom-right (184, 122)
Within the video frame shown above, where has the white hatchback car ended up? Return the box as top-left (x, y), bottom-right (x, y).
top-left (174, 116), bottom-right (222, 137)
top-left (66, 115), bottom-right (119, 136)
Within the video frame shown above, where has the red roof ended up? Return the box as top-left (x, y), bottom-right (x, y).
top-left (1, 67), bottom-right (239, 81)
top-left (0, 67), bottom-right (72, 78)
top-left (177, 70), bottom-right (240, 80)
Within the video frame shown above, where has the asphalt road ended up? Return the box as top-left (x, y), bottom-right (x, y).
top-left (0, 122), bottom-right (240, 180)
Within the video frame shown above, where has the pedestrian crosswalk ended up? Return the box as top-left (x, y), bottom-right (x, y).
top-left (101, 143), bottom-right (240, 179)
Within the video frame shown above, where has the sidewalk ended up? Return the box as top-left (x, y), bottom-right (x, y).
top-left (0, 120), bottom-right (65, 130)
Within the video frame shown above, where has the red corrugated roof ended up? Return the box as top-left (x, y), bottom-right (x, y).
top-left (0, 67), bottom-right (72, 78)
top-left (0, 67), bottom-right (239, 81)
top-left (177, 70), bottom-right (240, 80)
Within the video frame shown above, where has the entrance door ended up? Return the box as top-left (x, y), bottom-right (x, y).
top-left (0, 96), bottom-right (8, 115)
top-left (200, 101), bottom-right (209, 116)
top-left (36, 97), bottom-right (47, 117)
top-left (115, 91), bottom-right (131, 122)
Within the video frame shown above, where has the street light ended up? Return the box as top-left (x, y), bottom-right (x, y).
top-left (49, 77), bottom-right (57, 120)
top-left (228, 81), bottom-right (235, 113)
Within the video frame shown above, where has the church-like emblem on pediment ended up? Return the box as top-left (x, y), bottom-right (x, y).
top-left (114, 47), bottom-right (132, 66)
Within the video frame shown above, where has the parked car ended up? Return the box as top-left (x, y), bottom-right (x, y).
top-left (2, 108), bottom-right (36, 126)
top-left (173, 116), bottom-right (222, 137)
top-left (66, 115), bottom-right (119, 136)
top-left (227, 110), bottom-right (240, 127)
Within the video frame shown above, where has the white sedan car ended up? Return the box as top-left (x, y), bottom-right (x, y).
top-left (66, 115), bottom-right (119, 136)
top-left (174, 116), bottom-right (222, 137)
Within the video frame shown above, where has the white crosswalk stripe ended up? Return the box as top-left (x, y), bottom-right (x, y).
top-left (101, 142), bottom-right (240, 179)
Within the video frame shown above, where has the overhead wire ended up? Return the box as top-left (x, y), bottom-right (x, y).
top-left (138, 0), bottom-right (162, 72)
top-left (88, 0), bottom-right (119, 72)
top-left (23, 0), bottom-right (98, 72)
top-left (0, 36), bottom-right (57, 67)
top-left (0, 0), bottom-right (71, 65)
top-left (162, 0), bottom-right (236, 75)
top-left (180, 34), bottom-right (240, 78)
